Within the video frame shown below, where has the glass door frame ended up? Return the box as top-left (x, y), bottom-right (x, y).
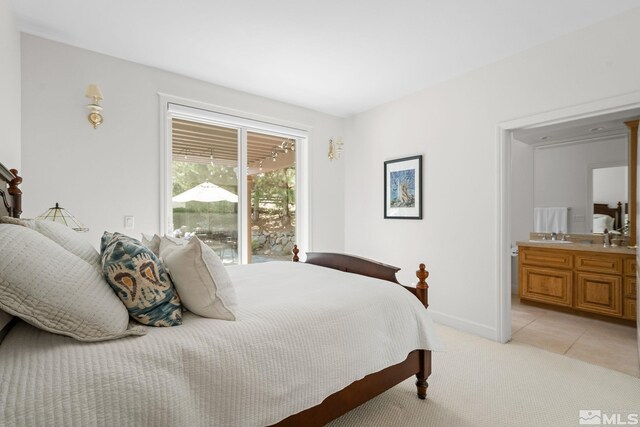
top-left (160, 99), bottom-right (310, 264)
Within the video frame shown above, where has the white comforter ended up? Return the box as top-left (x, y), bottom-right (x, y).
top-left (0, 262), bottom-right (443, 427)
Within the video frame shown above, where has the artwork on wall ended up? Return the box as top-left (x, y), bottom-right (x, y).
top-left (384, 155), bottom-right (422, 219)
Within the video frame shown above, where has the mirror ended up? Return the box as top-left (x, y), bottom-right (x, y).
top-left (589, 164), bottom-right (628, 234)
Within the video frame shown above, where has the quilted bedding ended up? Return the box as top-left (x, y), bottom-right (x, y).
top-left (0, 261), bottom-right (443, 426)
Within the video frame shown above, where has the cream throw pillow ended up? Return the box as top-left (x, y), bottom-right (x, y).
top-left (0, 224), bottom-right (146, 341)
top-left (141, 233), bottom-right (161, 256)
top-left (0, 216), bottom-right (100, 267)
top-left (159, 235), bottom-right (188, 260)
top-left (163, 236), bottom-right (238, 320)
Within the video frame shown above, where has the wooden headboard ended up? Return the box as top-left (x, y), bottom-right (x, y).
top-left (0, 162), bottom-right (22, 219)
top-left (0, 162), bottom-right (22, 342)
top-left (593, 202), bottom-right (626, 230)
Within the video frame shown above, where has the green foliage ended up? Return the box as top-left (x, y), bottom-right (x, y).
top-left (252, 167), bottom-right (296, 225)
top-left (171, 161), bottom-right (296, 229)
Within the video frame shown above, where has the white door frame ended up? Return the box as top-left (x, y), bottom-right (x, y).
top-left (496, 91), bottom-right (640, 343)
top-left (158, 94), bottom-right (312, 263)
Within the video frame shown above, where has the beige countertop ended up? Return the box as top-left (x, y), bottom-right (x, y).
top-left (517, 240), bottom-right (637, 255)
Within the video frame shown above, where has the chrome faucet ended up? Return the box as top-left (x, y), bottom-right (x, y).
top-left (603, 229), bottom-right (611, 247)
top-left (551, 232), bottom-right (557, 241)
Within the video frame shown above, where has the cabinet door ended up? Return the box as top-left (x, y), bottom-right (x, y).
top-left (520, 266), bottom-right (572, 307)
top-left (575, 272), bottom-right (622, 317)
top-left (624, 299), bottom-right (637, 321)
top-left (623, 256), bottom-right (636, 277)
top-left (624, 276), bottom-right (637, 299)
top-left (623, 274), bottom-right (637, 320)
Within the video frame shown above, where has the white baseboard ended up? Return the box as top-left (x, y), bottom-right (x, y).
top-left (429, 309), bottom-right (498, 341)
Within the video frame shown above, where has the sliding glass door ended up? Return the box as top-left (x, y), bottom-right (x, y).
top-left (247, 131), bottom-right (296, 263)
top-left (164, 103), bottom-right (308, 264)
top-left (171, 119), bottom-right (240, 264)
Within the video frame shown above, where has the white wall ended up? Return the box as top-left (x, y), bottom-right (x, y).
top-left (344, 9), bottom-right (640, 339)
top-left (0, 0), bottom-right (21, 170)
top-left (534, 137), bottom-right (627, 233)
top-left (21, 35), bottom-right (345, 252)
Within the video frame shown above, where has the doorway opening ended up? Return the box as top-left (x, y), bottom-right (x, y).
top-left (498, 96), bottom-right (640, 376)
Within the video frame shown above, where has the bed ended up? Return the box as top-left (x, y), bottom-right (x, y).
top-left (593, 201), bottom-right (627, 232)
top-left (0, 163), bottom-right (441, 426)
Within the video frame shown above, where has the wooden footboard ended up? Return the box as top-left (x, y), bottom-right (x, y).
top-left (273, 246), bottom-right (433, 426)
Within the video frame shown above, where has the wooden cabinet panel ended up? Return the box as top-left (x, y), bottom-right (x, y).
top-left (624, 298), bottom-right (637, 321)
top-left (575, 254), bottom-right (622, 275)
top-left (624, 256), bottom-right (636, 276)
top-left (520, 266), bottom-right (572, 307)
top-left (519, 245), bottom-right (636, 320)
top-left (520, 249), bottom-right (573, 269)
top-left (624, 277), bottom-right (637, 298)
top-left (575, 273), bottom-right (622, 317)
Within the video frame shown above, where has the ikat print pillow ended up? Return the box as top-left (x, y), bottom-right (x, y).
top-left (101, 232), bottom-right (183, 327)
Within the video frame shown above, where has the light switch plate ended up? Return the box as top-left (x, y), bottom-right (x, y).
top-left (124, 216), bottom-right (135, 230)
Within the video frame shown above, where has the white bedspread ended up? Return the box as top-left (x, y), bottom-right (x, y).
top-left (0, 262), bottom-right (443, 426)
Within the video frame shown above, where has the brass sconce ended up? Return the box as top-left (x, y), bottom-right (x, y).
top-left (328, 137), bottom-right (343, 161)
top-left (85, 84), bottom-right (103, 129)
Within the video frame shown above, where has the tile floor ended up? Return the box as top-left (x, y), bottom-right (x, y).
top-left (511, 295), bottom-right (640, 377)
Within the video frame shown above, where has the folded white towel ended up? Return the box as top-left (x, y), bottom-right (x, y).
top-left (534, 207), bottom-right (568, 233)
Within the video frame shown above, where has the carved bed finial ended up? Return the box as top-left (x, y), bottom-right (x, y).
top-left (292, 244), bottom-right (299, 262)
top-left (8, 169), bottom-right (22, 218)
top-left (415, 263), bottom-right (429, 309)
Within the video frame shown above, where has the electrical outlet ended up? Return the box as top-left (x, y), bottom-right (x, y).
top-left (124, 216), bottom-right (135, 229)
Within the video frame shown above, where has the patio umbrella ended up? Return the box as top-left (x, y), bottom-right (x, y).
top-left (172, 181), bottom-right (238, 203)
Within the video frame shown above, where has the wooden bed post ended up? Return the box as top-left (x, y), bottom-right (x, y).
top-left (415, 263), bottom-right (431, 399)
top-left (8, 169), bottom-right (22, 218)
top-left (292, 244), bottom-right (299, 262)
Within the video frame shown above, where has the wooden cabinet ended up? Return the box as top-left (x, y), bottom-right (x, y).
top-left (623, 262), bottom-right (637, 321)
top-left (519, 245), bottom-right (636, 320)
top-left (575, 272), bottom-right (622, 317)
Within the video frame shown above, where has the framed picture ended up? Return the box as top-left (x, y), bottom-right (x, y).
top-left (384, 155), bottom-right (422, 219)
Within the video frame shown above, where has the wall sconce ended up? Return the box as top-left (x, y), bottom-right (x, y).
top-left (85, 84), bottom-right (103, 129)
top-left (328, 137), bottom-right (344, 161)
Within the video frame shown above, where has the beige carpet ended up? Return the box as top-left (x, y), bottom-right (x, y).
top-left (327, 324), bottom-right (640, 427)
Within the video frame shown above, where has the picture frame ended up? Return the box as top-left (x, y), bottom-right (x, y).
top-left (384, 155), bottom-right (422, 219)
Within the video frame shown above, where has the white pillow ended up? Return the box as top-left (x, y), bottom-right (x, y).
top-left (141, 233), bottom-right (161, 256)
top-left (0, 224), bottom-right (146, 341)
top-left (163, 236), bottom-right (238, 320)
top-left (159, 235), bottom-right (189, 260)
top-left (593, 214), bottom-right (615, 233)
top-left (0, 216), bottom-right (100, 267)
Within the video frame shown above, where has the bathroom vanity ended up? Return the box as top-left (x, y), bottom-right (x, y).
top-left (518, 240), bottom-right (637, 321)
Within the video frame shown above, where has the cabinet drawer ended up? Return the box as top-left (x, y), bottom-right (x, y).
top-left (624, 298), bottom-right (637, 321)
top-left (624, 277), bottom-right (637, 298)
top-left (575, 272), bottom-right (622, 317)
top-left (624, 257), bottom-right (636, 276)
top-left (519, 266), bottom-right (572, 307)
top-left (520, 248), bottom-right (573, 269)
top-left (575, 254), bottom-right (622, 275)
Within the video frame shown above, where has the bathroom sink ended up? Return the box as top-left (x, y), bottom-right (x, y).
top-left (527, 240), bottom-right (572, 244)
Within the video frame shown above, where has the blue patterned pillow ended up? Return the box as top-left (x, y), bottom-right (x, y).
top-left (101, 232), bottom-right (182, 327)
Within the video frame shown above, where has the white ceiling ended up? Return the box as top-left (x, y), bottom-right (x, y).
top-left (11, 0), bottom-right (640, 117)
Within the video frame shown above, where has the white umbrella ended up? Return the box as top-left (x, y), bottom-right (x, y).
top-left (172, 181), bottom-right (238, 203)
